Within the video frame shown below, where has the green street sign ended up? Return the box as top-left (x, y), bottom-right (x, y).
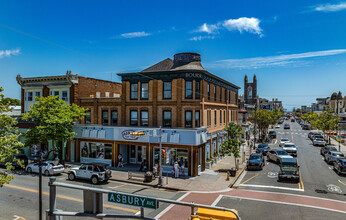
top-left (108, 192), bottom-right (158, 209)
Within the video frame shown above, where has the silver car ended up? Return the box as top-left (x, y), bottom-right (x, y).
top-left (325, 151), bottom-right (345, 164)
top-left (26, 161), bottom-right (65, 176)
top-left (313, 138), bottom-right (325, 146)
top-left (267, 150), bottom-right (293, 164)
top-left (279, 138), bottom-right (290, 147)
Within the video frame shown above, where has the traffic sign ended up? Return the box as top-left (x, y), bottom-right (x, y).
top-left (337, 135), bottom-right (342, 142)
top-left (108, 192), bottom-right (158, 209)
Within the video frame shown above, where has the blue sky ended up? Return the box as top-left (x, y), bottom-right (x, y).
top-left (1, 0), bottom-right (346, 110)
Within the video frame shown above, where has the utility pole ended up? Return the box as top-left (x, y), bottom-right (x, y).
top-left (158, 126), bottom-right (163, 185)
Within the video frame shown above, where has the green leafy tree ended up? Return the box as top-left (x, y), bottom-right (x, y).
top-left (0, 86), bottom-right (24, 187)
top-left (1, 97), bottom-right (20, 106)
top-left (301, 112), bottom-right (319, 129)
top-left (221, 122), bottom-right (243, 169)
top-left (22, 96), bottom-right (87, 160)
top-left (314, 108), bottom-right (339, 144)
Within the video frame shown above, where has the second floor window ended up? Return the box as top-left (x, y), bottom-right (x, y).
top-left (163, 110), bottom-right (171, 127)
top-left (35, 91), bottom-right (41, 98)
top-left (62, 91), bottom-right (68, 102)
top-left (130, 83), bottom-right (138, 99)
top-left (140, 110), bottom-right (149, 126)
top-left (208, 83), bottom-right (210, 100)
top-left (111, 110), bottom-right (118, 126)
top-left (85, 110), bottom-right (91, 124)
top-left (185, 111), bottom-right (192, 128)
top-left (195, 110), bottom-right (200, 127)
top-left (163, 82), bottom-right (172, 99)
top-left (220, 87), bottom-right (222, 102)
top-left (141, 83), bottom-right (148, 99)
top-left (185, 81), bottom-right (193, 99)
top-left (214, 110), bottom-right (217, 126)
top-left (207, 110), bottom-right (211, 126)
top-left (26, 92), bottom-right (33, 101)
top-left (220, 110), bottom-right (222, 124)
top-left (102, 110), bottom-right (108, 125)
top-left (214, 85), bottom-right (216, 101)
top-left (195, 81), bottom-right (200, 99)
top-left (130, 110), bottom-right (138, 126)
top-left (224, 111), bottom-right (226, 123)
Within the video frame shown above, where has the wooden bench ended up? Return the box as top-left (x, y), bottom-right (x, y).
top-left (128, 171), bottom-right (145, 180)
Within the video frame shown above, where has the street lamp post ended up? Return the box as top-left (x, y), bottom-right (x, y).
top-left (158, 126), bottom-right (163, 185)
top-left (38, 149), bottom-right (59, 220)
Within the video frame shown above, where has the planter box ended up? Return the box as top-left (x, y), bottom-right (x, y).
top-left (229, 170), bottom-right (236, 177)
top-left (144, 175), bottom-right (153, 182)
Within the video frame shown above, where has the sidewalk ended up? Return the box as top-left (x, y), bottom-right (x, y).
top-left (329, 137), bottom-right (346, 154)
top-left (65, 151), bottom-right (249, 192)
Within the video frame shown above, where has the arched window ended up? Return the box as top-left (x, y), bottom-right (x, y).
top-left (248, 86), bottom-right (252, 99)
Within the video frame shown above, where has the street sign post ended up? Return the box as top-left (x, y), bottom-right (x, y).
top-left (108, 192), bottom-right (158, 209)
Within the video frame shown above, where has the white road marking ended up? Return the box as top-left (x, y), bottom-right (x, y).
top-left (154, 192), bottom-right (191, 219)
top-left (274, 140), bottom-right (277, 145)
top-left (327, 184), bottom-right (342, 193)
top-left (267, 172), bottom-right (278, 178)
top-left (211, 195), bottom-right (224, 207)
top-left (221, 195), bottom-right (346, 214)
top-left (238, 189), bottom-right (346, 204)
top-left (328, 167), bottom-right (333, 170)
top-left (239, 184), bottom-right (304, 192)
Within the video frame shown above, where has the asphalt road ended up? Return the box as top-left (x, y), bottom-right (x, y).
top-left (238, 120), bottom-right (346, 199)
top-left (0, 170), bottom-right (184, 220)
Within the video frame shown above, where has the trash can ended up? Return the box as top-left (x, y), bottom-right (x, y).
top-left (229, 169), bottom-right (236, 177)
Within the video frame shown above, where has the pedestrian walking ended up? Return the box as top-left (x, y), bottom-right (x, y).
top-left (174, 161), bottom-right (180, 178)
top-left (117, 154), bottom-right (124, 168)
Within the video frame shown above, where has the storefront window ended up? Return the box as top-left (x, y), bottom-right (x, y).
top-left (81, 142), bottom-right (112, 160)
top-left (154, 148), bottom-right (188, 168)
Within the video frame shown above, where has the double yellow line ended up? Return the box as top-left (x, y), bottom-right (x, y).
top-left (241, 174), bottom-right (259, 185)
top-left (4, 184), bottom-right (139, 213)
top-left (291, 124), bottom-right (304, 190)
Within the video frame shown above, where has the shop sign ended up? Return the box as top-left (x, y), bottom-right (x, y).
top-left (122, 130), bottom-right (138, 140)
top-left (108, 192), bottom-right (158, 209)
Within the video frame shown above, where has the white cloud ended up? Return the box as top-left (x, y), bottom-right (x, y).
top-left (195, 17), bottom-right (263, 37)
top-left (211, 49), bottom-right (346, 69)
top-left (197, 23), bottom-right (219, 34)
top-left (222, 17), bottom-right (263, 36)
top-left (120, 31), bottom-right (151, 38)
top-left (0, 48), bottom-right (20, 58)
top-left (314, 2), bottom-right (346, 12)
top-left (190, 35), bottom-right (215, 41)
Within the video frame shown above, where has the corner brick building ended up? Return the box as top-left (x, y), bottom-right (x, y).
top-left (73, 52), bottom-right (240, 176)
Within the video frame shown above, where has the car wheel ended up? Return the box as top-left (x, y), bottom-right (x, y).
top-left (277, 159), bottom-right (280, 164)
top-left (27, 167), bottom-right (32, 173)
top-left (68, 173), bottom-right (75, 181)
top-left (44, 170), bottom-right (50, 176)
top-left (91, 176), bottom-right (98, 185)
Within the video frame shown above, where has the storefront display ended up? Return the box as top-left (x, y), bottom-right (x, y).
top-left (81, 142), bottom-right (112, 164)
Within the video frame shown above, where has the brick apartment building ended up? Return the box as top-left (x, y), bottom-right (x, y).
top-left (17, 52), bottom-right (240, 176)
top-left (16, 71), bottom-right (121, 159)
top-left (73, 52), bottom-right (239, 176)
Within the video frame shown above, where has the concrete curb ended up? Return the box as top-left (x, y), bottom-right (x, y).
top-left (228, 165), bottom-right (247, 188)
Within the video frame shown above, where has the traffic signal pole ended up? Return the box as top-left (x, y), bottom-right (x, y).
top-left (158, 126), bottom-right (163, 186)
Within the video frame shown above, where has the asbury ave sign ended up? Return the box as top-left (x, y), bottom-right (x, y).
top-left (108, 192), bottom-right (158, 209)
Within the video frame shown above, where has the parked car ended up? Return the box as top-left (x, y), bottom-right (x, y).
top-left (256, 144), bottom-right (270, 156)
top-left (302, 124), bottom-right (310, 130)
top-left (282, 143), bottom-right (298, 157)
top-left (247, 154), bottom-right (265, 170)
top-left (333, 158), bottom-right (346, 175)
top-left (278, 158), bottom-right (300, 183)
top-left (291, 119), bottom-right (295, 122)
top-left (268, 130), bottom-right (277, 139)
top-left (278, 120), bottom-right (283, 124)
top-left (309, 132), bottom-right (323, 140)
top-left (284, 124), bottom-right (290, 129)
top-left (313, 138), bottom-right (326, 146)
top-left (267, 150), bottom-right (293, 164)
top-left (0, 154), bottom-right (29, 169)
top-left (275, 124), bottom-right (281, 128)
top-left (320, 146), bottom-right (338, 156)
top-left (68, 163), bottom-right (112, 184)
top-left (26, 161), bottom-right (65, 176)
top-left (325, 151), bottom-right (345, 164)
top-left (279, 138), bottom-right (290, 147)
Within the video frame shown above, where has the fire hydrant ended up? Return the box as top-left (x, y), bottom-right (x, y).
top-left (226, 171), bottom-right (230, 181)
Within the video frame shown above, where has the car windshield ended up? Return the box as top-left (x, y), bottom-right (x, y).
top-left (96, 166), bottom-right (106, 172)
top-left (329, 148), bottom-right (337, 151)
top-left (315, 138), bottom-right (324, 141)
top-left (258, 144), bottom-right (268, 148)
top-left (284, 145), bottom-right (295, 148)
top-left (277, 151), bottom-right (289, 155)
top-left (281, 162), bottom-right (297, 167)
top-left (332, 153), bottom-right (344, 157)
top-left (281, 138), bottom-right (289, 141)
top-left (249, 155), bottom-right (260, 160)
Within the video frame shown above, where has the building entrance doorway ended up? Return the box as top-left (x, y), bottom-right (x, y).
top-left (129, 145), bottom-right (146, 164)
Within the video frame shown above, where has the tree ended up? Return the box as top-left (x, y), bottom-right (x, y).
top-left (22, 96), bottom-right (87, 160)
top-left (314, 108), bottom-right (339, 144)
top-left (252, 110), bottom-right (282, 141)
top-left (1, 97), bottom-right (20, 106)
top-left (0, 86), bottom-right (24, 187)
top-left (301, 112), bottom-right (319, 129)
top-left (221, 122), bottom-right (243, 169)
